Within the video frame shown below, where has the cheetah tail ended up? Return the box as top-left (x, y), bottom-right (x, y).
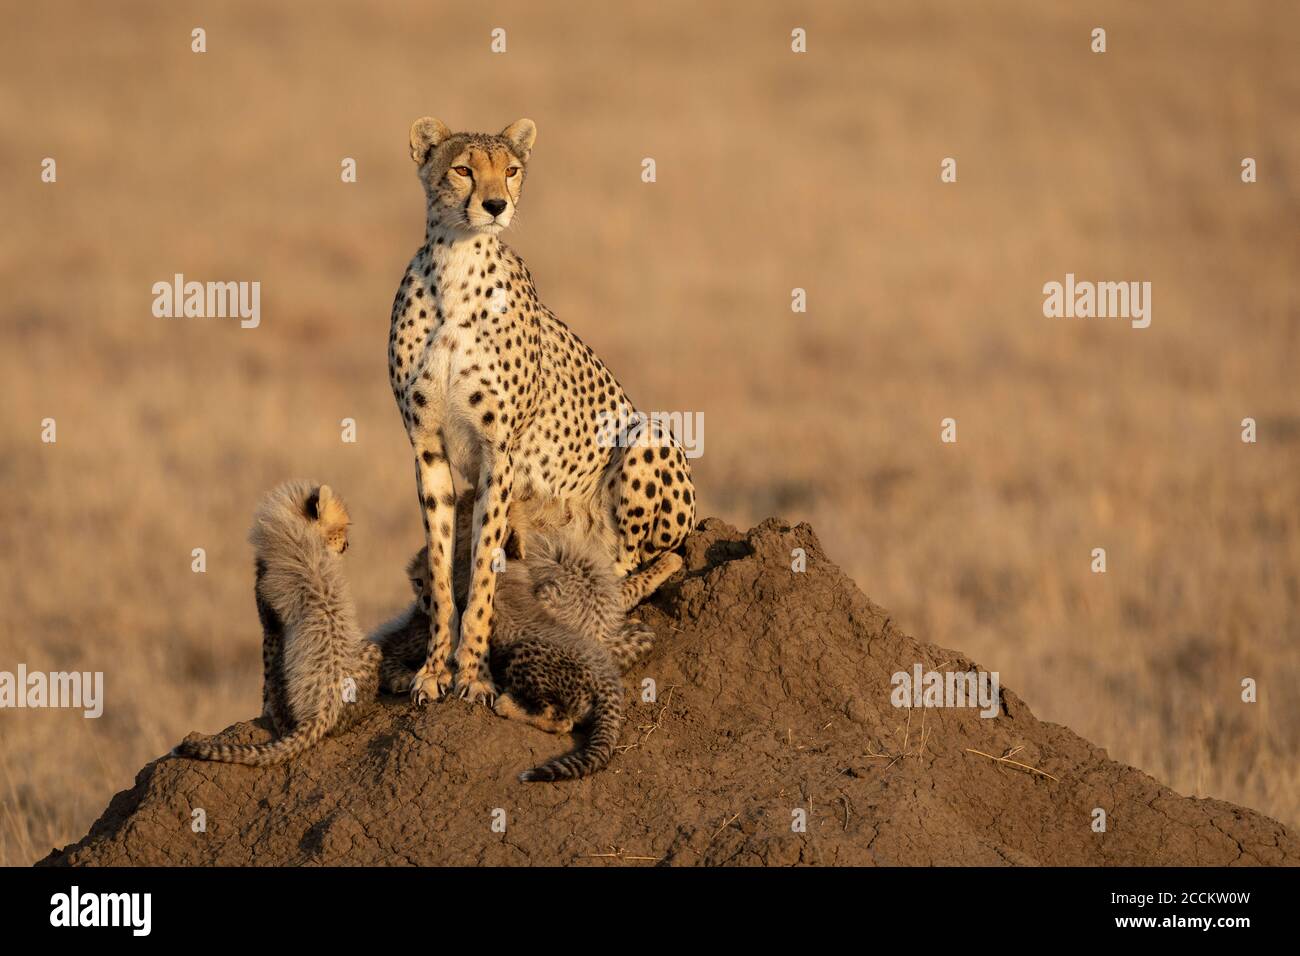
top-left (173, 711), bottom-right (334, 767)
top-left (520, 685), bottom-right (623, 783)
top-left (619, 551), bottom-right (683, 611)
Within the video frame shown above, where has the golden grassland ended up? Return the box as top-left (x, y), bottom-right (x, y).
top-left (1, 1), bottom-right (1297, 864)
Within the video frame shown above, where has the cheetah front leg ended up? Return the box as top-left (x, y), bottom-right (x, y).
top-left (409, 434), bottom-right (460, 705)
top-left (454, 450), bottom-right (515, 705)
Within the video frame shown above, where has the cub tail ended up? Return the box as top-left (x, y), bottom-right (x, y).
top-left (174, 710), bottom-right (334, 767)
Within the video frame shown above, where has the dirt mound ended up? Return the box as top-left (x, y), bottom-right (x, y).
top-left (40, 519), bottom-right (1298, 866)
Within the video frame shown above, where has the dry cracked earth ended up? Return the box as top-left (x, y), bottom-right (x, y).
top-left (40, 519), bottom-right (1299, 866)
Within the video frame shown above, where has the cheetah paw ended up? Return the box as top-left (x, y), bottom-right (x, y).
top-left (454, 673), bottom-right (497, 707)
top-left (409, 666), bottom-right (452, 706)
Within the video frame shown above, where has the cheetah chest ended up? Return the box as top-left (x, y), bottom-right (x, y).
top-left (394, 300), bottom-right (528, 482)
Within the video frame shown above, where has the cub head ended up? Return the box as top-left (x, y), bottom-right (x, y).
top-left (405, 546), bottom-right (431, 606)
top-left (409, 117), bottom-right (537, 236)
top-left (304, 484), bottom-right (350, 555)
top-left (405, 547), bottom-right (440, 622)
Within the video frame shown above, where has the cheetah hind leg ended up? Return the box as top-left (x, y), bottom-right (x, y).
top-left (610, 438), bottom-right (695, 577)
top-left (602, 619), bottom-right (657, 672)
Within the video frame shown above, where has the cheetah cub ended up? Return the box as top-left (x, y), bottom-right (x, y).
top-left (462, 492), bottom-right (681, 676)
top-left (175, 481), bottom-right (382, 766)
top-left (392, 534), bottom-right (678, 781)
top-left (378, 530), bottom-right (680, 697)
top-left (391, 116), bottom-right (697, 707)
top-left (491, 530), bottom-right (681, 781)
top-left (377, 494), bottom-right (681, 780)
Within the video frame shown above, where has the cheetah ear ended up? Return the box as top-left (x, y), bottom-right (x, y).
top-left (410, 117), bottom-right (451, 165)
top-left (405, 547), bottom-right (429, 581)
top-left (500, 118), bottom-right (536, 162)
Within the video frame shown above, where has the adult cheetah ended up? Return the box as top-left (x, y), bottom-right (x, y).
top-left (389, 117), bottom-right (695, 706)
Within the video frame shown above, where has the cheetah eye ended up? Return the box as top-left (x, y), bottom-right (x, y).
top-left (451, 165), bottom-right (472, 178)
top-left (506, 166), bottom-right (521, 178)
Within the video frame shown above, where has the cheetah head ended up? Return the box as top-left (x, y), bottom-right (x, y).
top-left (409, 117), bottom-right (536, 236)
top-left (304, 484), bottom-right (350, 555)
top-left (405, 546), bottom-right (433, 611)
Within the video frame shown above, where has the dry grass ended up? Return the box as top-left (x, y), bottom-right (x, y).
top-left (1, 0), bottom-right (1297, 865)
top-left (615, 684), bottom-right (678, 755)
top-left (965, 747), bottom-right (1060, 783)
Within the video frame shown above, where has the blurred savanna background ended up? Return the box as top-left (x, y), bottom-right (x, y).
top-left (1, 0), bottom-right (1297, 865)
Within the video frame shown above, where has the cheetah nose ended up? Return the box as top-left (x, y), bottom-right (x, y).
top-left (482, 198), bottom-right (508, 217)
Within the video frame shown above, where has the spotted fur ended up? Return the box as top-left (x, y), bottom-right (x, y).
top-left (390, 117), bottom-right (697, 708)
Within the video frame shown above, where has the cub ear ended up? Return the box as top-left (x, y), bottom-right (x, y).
top-left (405, 547), bottom-right (429, 580)
top-left (410, 117), bottom-right (451, 165)
top-left (500, 118), bottom-right (537, 161)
